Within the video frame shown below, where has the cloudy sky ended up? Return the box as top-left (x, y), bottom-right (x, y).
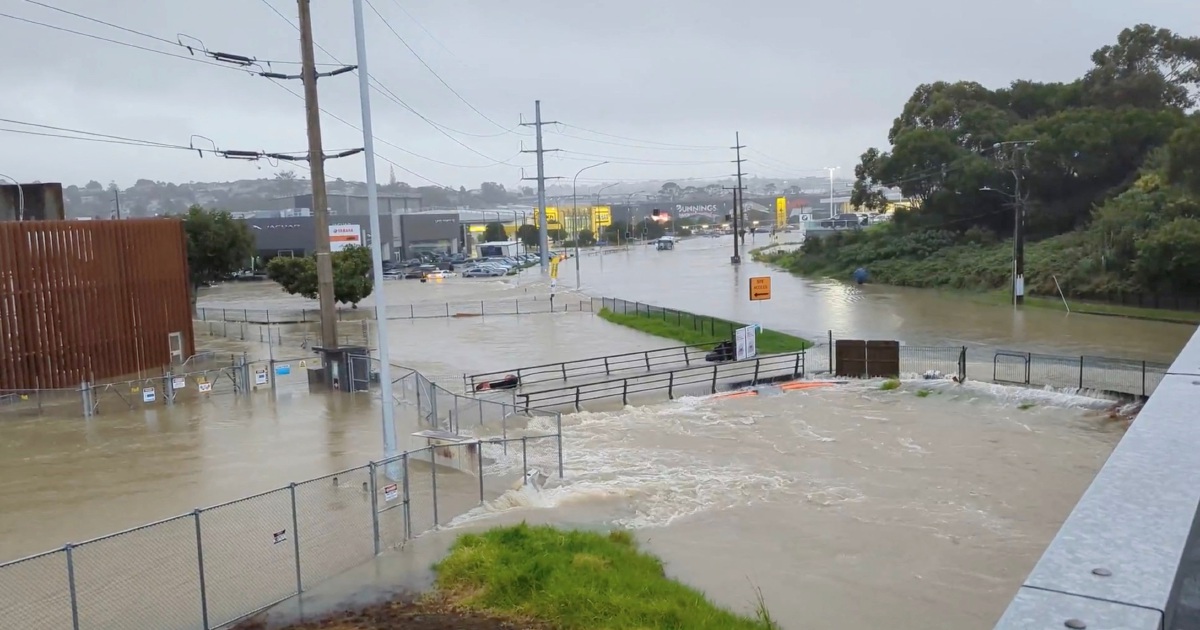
top-left (1, 0), bottom-right (1196, 190)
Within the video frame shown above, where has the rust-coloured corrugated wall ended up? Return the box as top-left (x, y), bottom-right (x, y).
top-left (0, 219), bottom-right (195, 390)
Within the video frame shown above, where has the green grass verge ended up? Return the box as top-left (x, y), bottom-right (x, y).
top-left (969, 290), bottom-right (1200, 324)
top-left (434, 524), bottom-right (778, 629)
top-left (597, 307), bottom-right (811, 353)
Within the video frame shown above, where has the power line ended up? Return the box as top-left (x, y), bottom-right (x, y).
top-left (553, 150), bottom-right (729, 167)
top-left (384, 0), bottom-right (462, 64)
top-left (548, 127), bottom-right (729, 153)
top-left (0, 11), bottom-right (256, 73)
top-left (363, 0), bottom-right (513, 133)
top-left (556, 123), bottom-right (726, 150)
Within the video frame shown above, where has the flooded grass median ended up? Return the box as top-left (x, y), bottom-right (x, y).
top-left (596, 307), bottom-right (811, 354)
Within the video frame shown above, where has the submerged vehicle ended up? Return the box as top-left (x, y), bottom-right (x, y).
top-left (656, 236), bottom-right (677, 251)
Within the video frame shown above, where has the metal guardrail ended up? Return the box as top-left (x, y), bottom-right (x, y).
top-left (516, 350), bottom-right (810, 411)
top-left (994, 327), bottom-right (1200, 629)
top-left (464, 343), bottom-right (716, 392)
top-left (196, 295), bottom-right (593, 324)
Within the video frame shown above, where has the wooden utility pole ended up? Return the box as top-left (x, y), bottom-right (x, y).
top-left (297, 0), bottom-right (338, 356)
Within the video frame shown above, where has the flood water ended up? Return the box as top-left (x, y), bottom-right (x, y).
top-left (0, 242), bottom-right (1189, 628)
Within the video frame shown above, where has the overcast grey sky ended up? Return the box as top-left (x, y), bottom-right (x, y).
top-left (1, 0), bottom-right (1196, 189)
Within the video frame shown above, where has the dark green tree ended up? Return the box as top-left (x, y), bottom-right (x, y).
top-left (516, 223), bottom-right (540, 249)
top-left (577, 229), bottom-right (596, 246)
top-left (181, 205), bottom-right (255, 306)
top-left (266, 245), bottom-right (375, 308)
top-left (482, 221), bottom-right (508, 242)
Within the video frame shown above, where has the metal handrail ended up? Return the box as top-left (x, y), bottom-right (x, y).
top-left (464, 343), bottom-right (719, 391)
top-left (516, 350), bottom-right (808, 411)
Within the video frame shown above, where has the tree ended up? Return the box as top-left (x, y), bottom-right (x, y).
top-left (659, 182), bottom-right (681, 198)
top-left (479, 182), bottom-right (510, 204)
top-left (266, 245), bottom-right (375, 307)
top-left (85, 180), bottom-right (103, 191)
top-left (516, 223), bottom-right (540, 249)
top-left (482, 221), bottom-right (508, 242)
top-left (577, 229), bottom-right (596, 246)
top-left (181, 205), bottom-right (256, 306)
top-left (547, 228), bottom-right (566, 242)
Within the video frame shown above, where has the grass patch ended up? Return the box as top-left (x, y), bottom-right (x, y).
top-left (597, 307), bottom-right (810, 354)
top-left (915, 389), bottom-right (932, 398)
top-left (435, 524), bottom-right (777, 629)
top-left (880, 379), bottom-right (901, 391)
top-left (1018, 402), bottom-right (1036, 410)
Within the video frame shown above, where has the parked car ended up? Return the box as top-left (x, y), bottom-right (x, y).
top-left (462, 266), bottom-right (504, 278)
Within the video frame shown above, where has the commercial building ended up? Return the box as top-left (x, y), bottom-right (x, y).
top-left (245, 212), bottom-right (461, 262)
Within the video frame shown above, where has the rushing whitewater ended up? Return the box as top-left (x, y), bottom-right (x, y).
top-left (449, 377), bottom-right (1121, 628)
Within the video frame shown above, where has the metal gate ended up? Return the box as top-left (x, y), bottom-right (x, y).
top-left (834, 340), bottom-right (900, 378)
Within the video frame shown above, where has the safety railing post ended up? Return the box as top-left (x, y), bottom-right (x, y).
top-left (1025, 352), bottom-right (1032, 384)
top-left (522, 436), bottom-right (528, 479)
top-left (644, 351), bottom-right (651, 371)
top-left (711, 365), bottom-right (719, 393)
top-left (622, 379), bottom-right (628, 406)
top-left (604, 357), bottom-right (610, 375)
top-left (574, 386), bottom-right (581, 410)
top-left (793, 352), bottom-right (801, 379)
top-left (753, 359), bottom-right (761, 384)
top-left (289, 483), bottom-right (302, 596)
top-left (369, 462), bottom-right (380, 556)
top-left (194, 509), bottom-right (210, 630)
top-left (65, 544), bottom-right (80, 630)
top-left (668, 372), bottom-right (674, 399)
top-left (1079, 356), bottom-right (1085, 390)
top-left (1142, 361), bottom-right (1147, 397)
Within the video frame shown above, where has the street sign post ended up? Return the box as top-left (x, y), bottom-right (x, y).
top-left (749, 276), bottom-right (771, 301)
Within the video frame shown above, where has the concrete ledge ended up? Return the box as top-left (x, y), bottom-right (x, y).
top-left (995, 327), bottom-right (1200, 628)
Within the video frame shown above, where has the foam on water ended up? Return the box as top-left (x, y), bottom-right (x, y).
top-left (451, 398), bottom-right (797, 529)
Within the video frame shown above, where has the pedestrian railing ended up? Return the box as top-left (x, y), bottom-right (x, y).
top-left (994, 351), bottom-right (1168, 398)
top-left (0, 359), bottom-right (565, 630)
top-left (516, 350), bottom-right (810, 411)
top-left (463, 343), bottom-right (715, 392)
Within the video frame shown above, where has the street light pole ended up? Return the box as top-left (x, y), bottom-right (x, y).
top-left (572, 161), bottom-right (608, 289)
top-left (352, 0), bottom-right (397, 465)
top-left (824, 167), bottom-right (839, 218)
top-left (0, 173), bottom-right (24, 221)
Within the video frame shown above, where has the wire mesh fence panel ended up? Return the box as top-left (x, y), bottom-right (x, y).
top-left (1080, 358), bottom-right (1167, 397)
top-left (1028, 354), bottom-right (1089, 390)
top-left (171, 368), bottom-right (242, 401)
top-left (899, 346), bottom-right (963, 376)
top-left (993, 353), bottom-right (1031, 384)
top-left (199, 489), bottom-right (297, 628)
top-left (404, 450), bottom-right (439, 537)
top-left (72, 515), bottom-right (202, 630)
top-left (373, 459), bottom-right (411, 552)
top-left (264, 358), bottom-right (315, 394)
top-left (0, 388), bottom-right (81, 417)
top-left (294, 468), bottom-right (375, 588)
top-left (0, 550), bottom-right (72, 630)
top-left (428, 443), bottom-right (486, 527)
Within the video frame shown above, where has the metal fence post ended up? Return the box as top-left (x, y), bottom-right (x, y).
top-left (430, 450), bottom-right (439, 528)
top-left (194, 509), bottom-right (210, 630)
top-left (65, 544), bottom-right (80, 630)
top-left (828, 330), bottom-right (834, 372)
top-left (289, 483), bottom-right (302, 596)
top-left (80, 381), bottom-right (91, 418)
top-left (1079, 356), bottom-right (1085, 390)
top-left (402, 453), bottom-right (411, 539)
top-left (521, 436), bottom-right (529, 479)
top-left (476, 442), bottom-right (485, 503)
top-left (1142, 361), bottom-right (1147, 397)
top-left (369, 462), bottom-right (380, 556)
top-left (556, 412), bottom-right (564, 478)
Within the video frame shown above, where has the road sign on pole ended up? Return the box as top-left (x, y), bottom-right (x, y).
top-left (749, 276), bottom-right (771, 301)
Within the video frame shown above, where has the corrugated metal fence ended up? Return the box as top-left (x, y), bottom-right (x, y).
top-left (0, 219), bottom-right (194, 390)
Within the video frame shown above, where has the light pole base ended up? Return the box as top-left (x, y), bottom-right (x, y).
top-left (730, 255), bottom-right (741, 264)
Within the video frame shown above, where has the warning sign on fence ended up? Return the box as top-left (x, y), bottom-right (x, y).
top-left (299, 360), bottom-right (307, 368)
top-left (198, 382), bottom-right (213, 394)
top-left (172, 376), bottom-right (186, 390)
top-left (272, 529), bottom-right (287, 544)
top-left (142, 387), bottom-right (156, 403)
top-left (255, 370), bottom-right (268, 386)
top-left (384, 484), bottom-right (398, 502)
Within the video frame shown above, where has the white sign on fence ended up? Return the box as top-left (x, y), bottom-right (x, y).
top-left (255, 370), bottom-right (268, 385)
top-left (272, 529), bottom-right (287, 544)
top-left (142, 387), bottom-right (156, 403)
top-left (198, 382), bottom-right (213, 393)
top-left (384, 483), bottom-right (398, 502)
top-left (734, 325), bottom-right (757, 361)
top-left (172, 376), bottom-right (186, 390)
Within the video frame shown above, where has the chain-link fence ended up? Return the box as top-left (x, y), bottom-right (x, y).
top-left (196, 295), bottom-right (593, 325)
top-left (0, 354), bottom-right (249, 419)
top-left (0, 370), bottom-right (564, 630)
